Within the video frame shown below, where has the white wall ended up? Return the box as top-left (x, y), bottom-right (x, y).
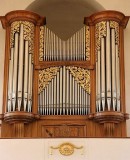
top-left (0, 139), bottom-right (130, 160)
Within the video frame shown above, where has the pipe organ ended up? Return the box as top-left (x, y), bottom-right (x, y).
top-left (0, 10), bottom-right (129, 138)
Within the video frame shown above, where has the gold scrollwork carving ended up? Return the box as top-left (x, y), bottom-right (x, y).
top-left (39, 66), bottom-right (90, 94)
top-left (86, 26), bottom-right (90, 61)
top-left (39, 26), bottom-right (44, 61)
top-left (66, 66), bottom-right (90, 94)
top-left (95, 20), bottom-right (119, 59)
top-left (95, 21), bottom-right (107, 53)
top-left (39, 67), bottom-right (60, 93)
top-left (110, 21), bottom-right (119, 45)
top-left (10, 21), bottom-right (34, 57)
top-left (50, 142), bottom-right (83, 156)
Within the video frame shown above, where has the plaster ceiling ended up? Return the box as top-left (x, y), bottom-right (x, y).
top-left (26, 0), bottom-right (104, 40)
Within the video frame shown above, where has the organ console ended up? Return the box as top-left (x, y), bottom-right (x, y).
top-left (0, 10), bottom-right (129, 138)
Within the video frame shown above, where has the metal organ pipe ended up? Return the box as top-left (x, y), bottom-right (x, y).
top-left (111, 29), bottom-right (116, 111)
top-left (96, 20), bottom-right (121, 113)
top-left (41, 26), bottom-right (86, 61)
top-left (8, 48), bottom-right (14, 112)
top-left (96, 55), bottom-right (98, 112)
top-left (7, 22), bottom-right (34, 113)
top-left (24, 41), bottom-right (29, 111)
top-left (106, 21), bottom-right (111, 111)
top-left (101, 38), bottom-right (105, 111)
top-left (116, 44), bottom-right (120, 111)
top-left (97, 50), bottom-right (101, 112)
top-left (38, 67), bottom-right (90, 115)
top-left (12, 33), bottom-right (19, 111)
top-left (28, 54), bottom-right (33, 112)
top-left (37, 26), bottom-right (90, 115)
top-left (18, 24), bottom-right (24, 111)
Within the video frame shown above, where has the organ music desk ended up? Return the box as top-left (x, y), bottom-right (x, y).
top-left (0, 10), bottom-right (129, 138)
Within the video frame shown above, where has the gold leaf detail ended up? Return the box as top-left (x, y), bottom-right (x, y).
top-left (86, 26), bottom-right (90, 61)
top-left (39, 26), bottom-right (44, 61)
top-left (66, 66), bottom-right (90, 94)
top-left (50, 142), bottom-right (83, 156)
top-left (110, 21), bottom-right (119, 45)
top-left (39, 67), bottom-right (60, 93)
top-left (10, 21), bottom-right (34, 61)
top-left (95, 21), bottom-right (107, 56)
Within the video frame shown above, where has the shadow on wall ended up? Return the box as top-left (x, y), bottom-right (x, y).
top-left (26, 0), bottom-right (105, 40)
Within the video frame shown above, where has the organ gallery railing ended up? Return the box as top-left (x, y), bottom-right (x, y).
top-left (0, 10), bottom-right (129, 137)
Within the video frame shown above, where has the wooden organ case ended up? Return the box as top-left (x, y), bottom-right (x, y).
top-left (0, 10), bottom-right (129, 138)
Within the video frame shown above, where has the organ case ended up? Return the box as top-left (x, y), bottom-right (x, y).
top-left (0, 10), bottom-right (129, 138)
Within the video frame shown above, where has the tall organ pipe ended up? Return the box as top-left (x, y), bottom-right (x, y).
top-left (8, 48), bottom-right (14, 112)
top-left (101, 38), bottom-right (105, 111)
top-left (106, 21), bottom-right (111, 111)
top-left (12, 33), bottom-right (19, 111)
top-left (96, 55), bottom-right (98, 112)
top-left (42, 26), bottom-right (88, 61)
top-left (111, 29), bottom-right (116, 111)
top-left (28, 54), bottom-right (33, 112)
top-left (116, 44), bottom-right (120, 111)
top-left (57, 71), bottom-right (60, 114)
top-left (95, 21), bottom-right (122, 112)
top-left (97, 50), bottom-right (101, 112)
top-left (24, 41), bottom-right (29, 111)
top-left (38, 67), bottom-right (90, 115)
top-left (18, 24), bottom-right (24, 111)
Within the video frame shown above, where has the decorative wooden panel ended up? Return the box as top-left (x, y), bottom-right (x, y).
top-left (42, 125), bottom-right (85, 138)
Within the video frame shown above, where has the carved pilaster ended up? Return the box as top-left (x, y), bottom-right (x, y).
top-left (104, 122), bottom-right (115, 137)
top-left (14, 122), bottom-right (24, 137)
top-left (94, 111), bottom-right (129, 137)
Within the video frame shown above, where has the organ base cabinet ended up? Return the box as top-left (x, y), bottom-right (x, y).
top-left (1, 116), bottom-right (127, 137)
top-left (0, 10), bottom-right (129, 138)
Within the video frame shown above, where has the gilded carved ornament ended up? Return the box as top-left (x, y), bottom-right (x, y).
top-left (10, 21), bottom-right (34, 56)
top-left (38, 66), bottom-right (90, 94)
top-left (86, 26), bottom-right (90, 61)
top-left (95, 21), bottom-right (107, 54)
top-left (95, 20), bottom-right (119, 59)
top-left (67, 66), bottom-right (90, 94)
top-left (39, 67), bottom-right (60, 93)
top-left (39, 26), bottom-right (44, 61)
top-left (49, 142), bottom-right (84, 156)
top-left (110, 21), bottom-right (119, 45)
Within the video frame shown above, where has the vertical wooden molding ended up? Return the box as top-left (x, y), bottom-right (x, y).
top-left (121, 121), bottom-right (127, 137)
top-left (14, 122), bottom-right (24, 137)
top-left (90, 25), bottom-right (96, 113)
top-left (104, 123), bottom-right (115, 137)
top-left (32, 25), bottom-right (40, 114)
top-left (2, 25), bottom-right (10, 114)
top-left (119, 26), bottom-right (126, 113)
